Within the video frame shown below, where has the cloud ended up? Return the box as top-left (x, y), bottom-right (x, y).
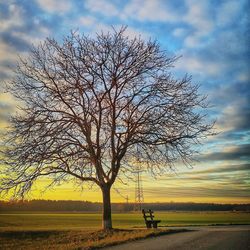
top-left (216, 131), bottom-right (250, 142)
top-left (84, 0), bottom-right (184, 23)
top-left (183, 0), bottom-right (214, 48)
top-left (175, 26), bottom-right (249, 80)
top-left (77, 16), bottom-right (150, 40)
top-left (199, 144), bottom-right (250, 162)
top-left (117, 26), bottom-right (150, 40)
top-left (0, 41), bottom-right (24, 81)
top-left (79, 16), bottom-right (97, 27)
top-left (119, 0), bottom-right (215, 49)
top-left (219, 104), bottom-right (250, 132)
top-left (175, 53), bottom-right (223, 76)
top-left (237, 72), bottom-right (250, 82)
top-left (172, 28), bottom-right (188, 38)
top-left (84, 0), bottom-right (119, 17)
top-left (0, 4), bottom-right (25, 31)
top-left (144, 185), bottom-right (250, 199)
top-left (0, 1), bottom-right (52, 82)
top-left (216, 0), bottom-right (244, 27)
top-left (0, 31), bottom-right (31, 52)
top-left (0, 92), bottom-right (17, 131)
top-left (143, 161), bottom-right (250, 201)
top-left (121, 0), bottom-right (180, 22)
top-left (0, 99), bottom-right (15, 121)
top-left (210, 81), bottom-right (250, 134)
top-left (171, 0), bottom-right (249, 76)
top-left (144, 157), bottom-right (250, 202)
top-left (185, 163), bottom-right (250, 175)
top-left (36, 0), bottom-right (72, 13)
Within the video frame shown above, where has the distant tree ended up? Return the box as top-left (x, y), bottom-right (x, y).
top-left (0, 27), bottom-right (214, 229)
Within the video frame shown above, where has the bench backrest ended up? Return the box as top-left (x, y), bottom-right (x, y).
top-left (142, 209), bottom-right (155, 221)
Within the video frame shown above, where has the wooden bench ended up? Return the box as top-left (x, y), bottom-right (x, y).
top-left (142, 209), bottom-right (161, 228)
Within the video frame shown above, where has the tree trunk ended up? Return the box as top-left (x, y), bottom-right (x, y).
top-left (101, 184), bottom-right (112, 230)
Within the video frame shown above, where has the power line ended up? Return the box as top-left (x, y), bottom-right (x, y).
top-left (113, 187), bottom-right (129, 203)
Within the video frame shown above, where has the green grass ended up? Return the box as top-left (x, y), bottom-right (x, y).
top-left (0, 211), bottom-right (249, 249)
top-left (154, 211), bottom-right (250, 226)
top-left (0, 211), bottom-right (249, 231)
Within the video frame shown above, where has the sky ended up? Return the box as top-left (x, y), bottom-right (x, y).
top-left (0, 0), bottom-right (249, 204)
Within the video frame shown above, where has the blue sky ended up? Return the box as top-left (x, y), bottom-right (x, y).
top-left (0, 0), bottom-right (249, 203)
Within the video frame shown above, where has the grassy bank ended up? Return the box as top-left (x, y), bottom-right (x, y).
top-left (0, 228), bottom-right (186, 250)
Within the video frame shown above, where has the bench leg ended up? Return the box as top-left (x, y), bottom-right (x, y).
top-left (146, 222), bottom-right (152, 228)
top-left (152, 222), bottom-right (158, 228)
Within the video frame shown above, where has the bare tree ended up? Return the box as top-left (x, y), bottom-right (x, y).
top-left (0, 27), bottom-right (214, 229)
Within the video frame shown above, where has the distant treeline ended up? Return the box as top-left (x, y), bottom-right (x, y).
top-left (0, 200), bottom-right (249, 212)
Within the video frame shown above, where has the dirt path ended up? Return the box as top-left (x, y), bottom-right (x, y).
top-left (103, 225), bottom-right (250, 250)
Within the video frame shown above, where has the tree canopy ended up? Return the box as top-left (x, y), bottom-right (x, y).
top-left (0, 27), bottom-right (214, 229)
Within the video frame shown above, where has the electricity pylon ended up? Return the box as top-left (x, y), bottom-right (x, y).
top-left (134, 164), bottom-right (144, 211)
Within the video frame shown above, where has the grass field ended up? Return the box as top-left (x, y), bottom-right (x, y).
top-left (0, 211), bottom-right (249, 249)
top-left (1, 211), bottom-right (249, 230)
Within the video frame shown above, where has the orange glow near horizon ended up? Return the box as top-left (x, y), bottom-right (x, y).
top-left (2, 173), bottom-right (249, 204)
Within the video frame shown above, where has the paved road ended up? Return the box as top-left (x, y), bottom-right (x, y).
top-left (104, 226), bottom-right (250, 250)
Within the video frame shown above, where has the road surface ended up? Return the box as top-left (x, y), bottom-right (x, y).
top-left (104, 225), bottom-right (250, 250)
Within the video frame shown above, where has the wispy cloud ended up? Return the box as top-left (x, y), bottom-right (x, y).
top-left (198, 144), bottom-right (250, 162)
top-left (121, 0), bottom-right (181, 22)
top-left (144, 185), bottom-right (250, 200)
top-left (183, 0), bottom-right (214, 47)
top-left (36, 0), bottom-right (72, 14)
top-left (84, 0), bottom-right (119, 17)
top-left (216, 0), bottom-right (245, 27)
top-left (0, 4), bottom-right (25, 31)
